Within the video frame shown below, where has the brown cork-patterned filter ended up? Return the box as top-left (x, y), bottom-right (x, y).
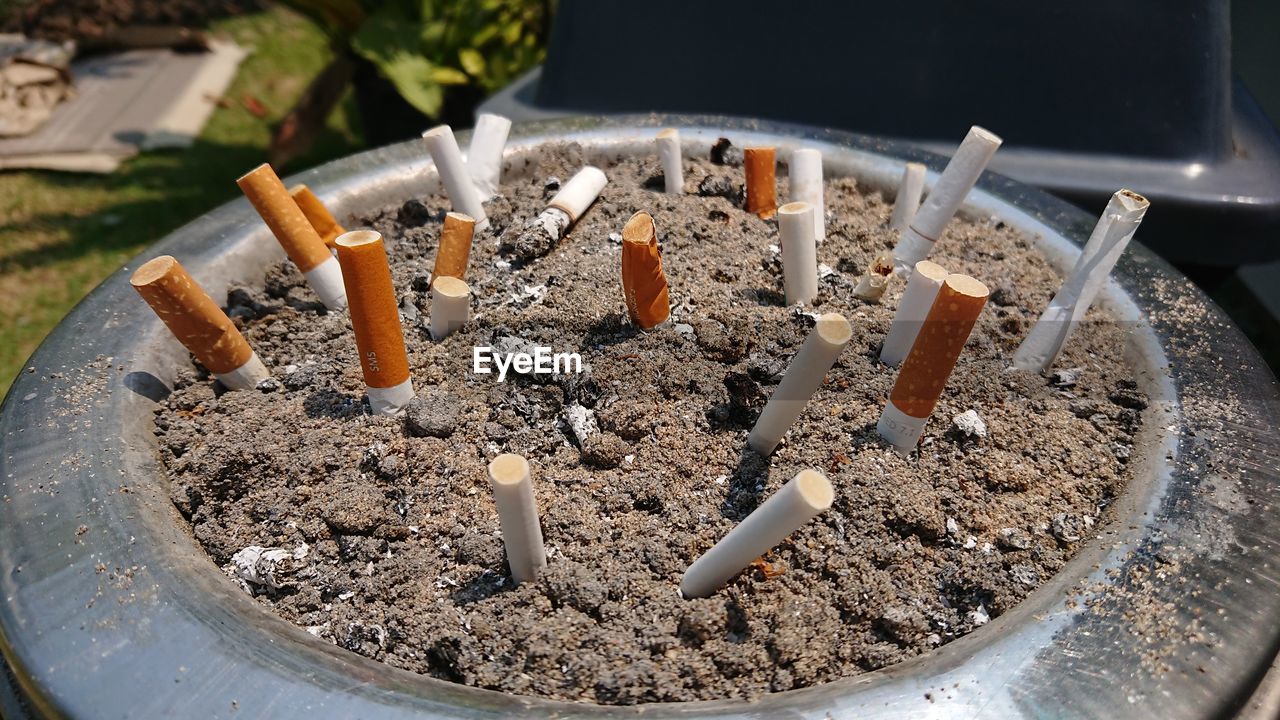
top-left (429, 212), bottom-right (476, 286)
top-left (334, 230), bottom-right (411, 389)
top-left (890, 273), bottom-right (989, 419)
top-left (237, 164), bottom-right (331, 273)
top-left (130, 255), bottom-right (253, 375)
top-left (289, 184), bottom-right (346, 249)
top-left (744, 147), bottom-right (777, 219)
top-left (620, 211), bottom-right (671, 329)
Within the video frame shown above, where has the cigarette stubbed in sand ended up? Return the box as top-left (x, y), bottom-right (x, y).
top-left (506, 166), bottom-right (608, 262)
top-left (747, 314), bottom-right (852, 456)
top-left (880, 260), bottom-right (949, 367)
top-left (681, 469), bottom-right (833, 598)
top-left (237, 164), bottom-right (346, 311)
top-left (891, 127), bottom-right (1002, 272)
top-left (778, 201), bottom-right (819, 305)
top-left (131, 255), bottom-right (268, 390)
top-left (289, 184), bottom-right (346, 248)
top-left (789, 148), bottom-right (824, 243)
top-left (889, 162), bottom-right (926, 232)
top-left (467, 113), bottom-right (511, 201)
top-left (620, 211), bottom-right (671, 329)
top-left (878, 274), bottom-right (989, 451)
top-left (334, 230), bottom-right (414, 415)
top-left (744, 146), bottom-right (777, 219)
top-left (488, 453), bottom-right (546, 585)
top-left (422, 124), bottom-right (488, 231)
top-left (657, 128), bottom-right (683, 194)
top-left (1013, 189), bottom-right (1150, 373)
top-left (430, 276), bottom-right (471, 340)
top-left (430, 211), bottom-right (476, 286)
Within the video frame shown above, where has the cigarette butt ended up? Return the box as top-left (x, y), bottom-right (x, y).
top-left (778, 201), bottom-right (818, 305)
top-left (744, 146), bottom-right (777, 219)
top-left (430, 211), bottom-right (476, 286)
top-left (789, 148), bottom-right (824, 242)
top-left (747, 314), bottom-right (852, 456)
top-left (238, 164), bottom-right (347, 311)
top-left (891, 127), bottom-right (1001, 271)
top-left (548, 166), bottom-right (608, 223)
top-left (620, 211), bottom-right (671, 329)
top-left (1013, 189), bottom-right (1149, 373)
top-left (422, 124), bottom-right (489, 231)
top-left (131, 255), bottom-right (268, 390)
top-left (878, 274), bottom-right (989, 450)
top-left (430, 275), bottom-right (471, 340)
top-left (880, 260), bottom-right (949, 366)
top-left (334, 230), bottom-right (414, 415)
top-left (289, 184), bottom-right (346, 248)
top-left (889, 162), bottom-right (927, 232)
top-left (467, 113), bottom-right (511, 201)
top-left (488, 453), bottom-right (546, 585)
top-left (681, 469), bottom-right (833, 598)
top-left (657, 128), bottom-right (683, 194)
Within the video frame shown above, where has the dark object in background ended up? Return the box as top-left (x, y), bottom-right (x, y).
top-left (479, 0), bottom-right (1280, 267)
top-left (2, 0), bottom-right (264, 45)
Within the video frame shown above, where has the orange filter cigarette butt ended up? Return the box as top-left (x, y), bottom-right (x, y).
top-left (429, 211), bottom-right (476, 286)
top-left (131, 255), bottom-right (268, 390)
top-left (744, 146), bottom-right (777, 219)
top-left (620, 211), bottom-right (670, 329)
top-left (878, 273), bottom-right (989, 451)
top-left (289, 184), bottom-right (346, 248)
top-left (334, 230), bottom-right (415, 415)
top-left (237, 164), bottom-right (346, 310)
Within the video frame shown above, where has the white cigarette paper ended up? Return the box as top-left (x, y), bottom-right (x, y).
top-left (747, 313), bottom-right (852, 456)
top-left (302, 255), bottom-right (347, 312)
top-left (889, 162), bottom-right (927, 232)
top-left (880, 260), bottom-right (949, 366)
top-left (422, 124), bottom-right (489, 231)
top-left (216, 353), bottom-right (269, 390)
top-left (778, 201), bottom-right (819, 305)
top-left (467, 113), bottom-right (511, 201)
top-left (430, 276), bottom-right (471, 340)
top-left (892, 127), bottom-right (1001, 271)
top-left (367, 379), bottom-right (415, 417)
top-left (657, 128), bottom-right (683, 194)
top-left (488, 453), bottom-right (546, 585)
top-left (789, 148), bottom-right (825, 243)
top-left (681, 469), bottom-right (833, 598)
top-left (549, 166), bottom-right (608, 222)
top-left (1013, 189), bottom-right (1150, 373)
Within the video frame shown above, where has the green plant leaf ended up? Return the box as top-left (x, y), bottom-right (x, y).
top-left (458, 48), bottom-right (486, 76)
top-left (383, 55), bottom-right (445, 115)
top-left (429, 66), bottom-right (471, 85)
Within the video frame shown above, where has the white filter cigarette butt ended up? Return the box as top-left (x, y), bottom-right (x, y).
top-left (430, 275), bottom-right (471, 340)
top-left (467, 113), bottom-right (511, 201)
top-left (880, 260), bottom-right (949, 366)
top-left (506, 166), bottom-right (608, 261)
top-left (657, 128), bottom-right (683, 194)
top-left (789, 148), bottom-right (825, 243)
top-left (778, 201), bottom-right (819, 305)
top-left (889, 162), bottom-right (927, 232)
top-left (852, 252), bottom-right (896, 302)
top-left (681, 469), bottom-right (833, 598)
top-left (423, 124), bottom-right (489, 231)
top-left (1013, 189), bottom-right (1149, 373)
top-left (747, 314), bottom-right (852, 456)
top-left (891, 127), bottom-right (1001, 271)
top-left (488, 454), bottom-right (547, 585)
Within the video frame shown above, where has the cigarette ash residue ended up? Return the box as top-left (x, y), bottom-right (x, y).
top-left (155, 144), bottom-right (1148, 704)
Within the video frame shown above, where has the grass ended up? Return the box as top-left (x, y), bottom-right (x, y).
top-left (0, 6), bottom-right (364, 397)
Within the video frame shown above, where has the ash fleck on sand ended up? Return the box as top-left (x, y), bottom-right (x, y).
top-left (156, 143), bottom-right (1146, 704)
